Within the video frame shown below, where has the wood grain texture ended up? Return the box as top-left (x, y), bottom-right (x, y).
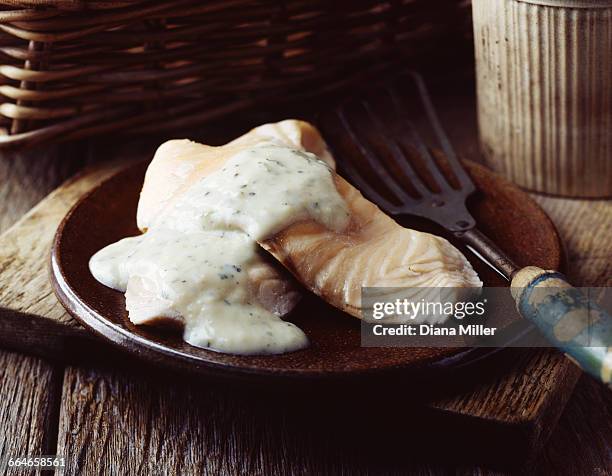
top-left (0, 147), bottom-right (80, 476)
top-left (0, 141), bottom-right (154, 360)
top-left (431, 348), bottom-right (577, 421)
top-left (0, 351), bottom-right (62, 476)
top-left (54, 361), bottom-right (609, 475)
top-left (534, 197), bottom-right (612, 286)
top-left (534, 375), bottom-right (612, 475)
top-left (56, 366), bottom-right (460, 475)
top-left (0, 159), bottom-right (135, 329)
top-left (54, 364), bottom-right (549, 476)
top-left (57, 367), bottom-right (321, 476)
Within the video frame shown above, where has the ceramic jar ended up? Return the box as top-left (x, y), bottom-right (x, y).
top-left (472, 0), bottom-right (612, 197)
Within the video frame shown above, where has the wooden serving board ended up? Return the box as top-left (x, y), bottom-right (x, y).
top-left (0, 158), bottom-right (583, 464)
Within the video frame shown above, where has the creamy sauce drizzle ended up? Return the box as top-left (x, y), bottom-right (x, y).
top-left (89, 142), bottom-right (349, 354)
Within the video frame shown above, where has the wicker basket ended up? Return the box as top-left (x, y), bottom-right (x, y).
top-left (0, 0), bottom-right (470, 149)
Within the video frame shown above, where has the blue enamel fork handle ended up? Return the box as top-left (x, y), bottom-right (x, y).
top-left (511, 266), bottom-right (612, 386)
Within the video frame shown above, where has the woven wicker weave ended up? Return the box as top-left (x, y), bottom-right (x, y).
top-left (0, 0), bottom-right (469, 149)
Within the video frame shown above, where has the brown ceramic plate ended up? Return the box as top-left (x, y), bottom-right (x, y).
top-left (50, 160), bottom-right (562, 384)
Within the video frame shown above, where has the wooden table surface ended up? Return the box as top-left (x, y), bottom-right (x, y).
top-left (0, 80), bottom-right (610, 475)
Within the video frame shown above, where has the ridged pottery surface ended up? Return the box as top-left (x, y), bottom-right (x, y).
top-left (472, 0), bottom-right (612, 197)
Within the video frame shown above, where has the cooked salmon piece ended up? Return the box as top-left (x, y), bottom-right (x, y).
top-left (137, 120), bottom-right (335, 231)
top-left (136, 120), bottom-right (481, 321)
top-left (118, 120), bottom-right (336, 329)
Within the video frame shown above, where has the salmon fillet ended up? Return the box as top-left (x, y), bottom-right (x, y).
top-left (136, 120), bottom-right (481, 322)
top-left (122, 120), bottom-right (333, 328)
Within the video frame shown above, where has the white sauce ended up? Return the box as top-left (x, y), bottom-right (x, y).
top-left (89, 142), bottom-right (350, 355)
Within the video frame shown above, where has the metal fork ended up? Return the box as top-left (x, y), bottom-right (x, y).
top-left (332, 72), bottom-right (612, 385)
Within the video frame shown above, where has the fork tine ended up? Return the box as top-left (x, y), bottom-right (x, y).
top-left (337, 154), bottom-right (401, 215)
top-left (362, 100), bottom-right (440, 197)
top-left (336, 107), bottom-right (416, 204)
top-left (329, 118), bottom-right (401, 214)
top-left (386, 88), bottom-right (455, 193)
top-left (410, 72), bottom-right (475, 192)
